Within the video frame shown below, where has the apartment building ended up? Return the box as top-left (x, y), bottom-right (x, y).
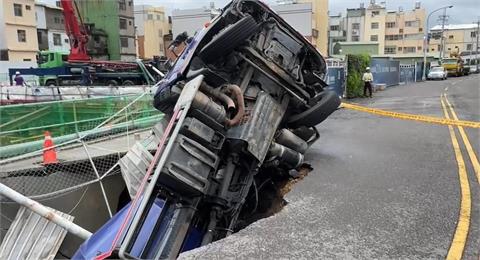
top-left (0, 0), bottom-right (38, 61)
top-left (345, 6), bottom-right (366, 43)
top-left (328, 14), bottom-right (346, 55)
top-left (429, 24), bottom-right (479, 57)
top-left (272, 2), bottom-right (313, 42)
top-left (383, 3), bottom-right (425, 55)
top-left (332, 1), bottom-right (425, 55)
top-left (298, 0), bottom-right (328, 55)
top-left (35, 3), bottom-right (70, 52)
top-left (135, 5), bottom-right (170, 59)
top-left (76, 0), bottom-right (136, 61)
top-left (364, 2), bottom-right (386, 54)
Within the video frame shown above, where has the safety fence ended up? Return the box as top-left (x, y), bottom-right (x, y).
top-left (0, 93), bottom-right (163, 218)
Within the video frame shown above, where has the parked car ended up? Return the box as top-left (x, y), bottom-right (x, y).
top-left (428, 66), bottom-right (448, 80)
top-left (74, 0), bottom-right (340, 259)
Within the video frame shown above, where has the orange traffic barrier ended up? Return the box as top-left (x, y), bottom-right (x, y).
top-left (43, 131), bottom-right (58, 165)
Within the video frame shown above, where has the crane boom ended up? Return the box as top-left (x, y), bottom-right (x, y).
top-left (61, 0), bottom-right (90, 61)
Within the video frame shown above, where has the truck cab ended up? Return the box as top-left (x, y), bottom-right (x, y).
top-left (38, 51), bottom-right (69, 69)
top-left (441, 56), bottom-right (467, 77)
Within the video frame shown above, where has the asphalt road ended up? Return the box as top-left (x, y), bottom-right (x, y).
top-left (180, 74), bottom-right (480, 259)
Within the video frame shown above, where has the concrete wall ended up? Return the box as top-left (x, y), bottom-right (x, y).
top-left (171, 8), bottom-right (212, 38)
top-left (47, 30), bottom-right (69, 52)
top-left (0, 1), bottom-right (5, 51)
top-left (35, 5), bottom-right (47, 29)
top-left (271, 3), bottom-right (312, 36)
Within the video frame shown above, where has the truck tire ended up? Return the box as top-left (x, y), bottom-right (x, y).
top-left (122, 80), bottom-right (135, 86)
top-left (198, 15), bottom-right (258, 63)
top-left (46, 80), bottom-right (57, 86)
top-left (287, 90), bottom-right (340, 128)
top-left (106, 80), bottom-right (118, 86)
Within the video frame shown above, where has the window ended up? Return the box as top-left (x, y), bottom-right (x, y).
top-left (129, 20), bottom-right (132, 26)
top-left (14, 4), bottom-right (22, 17)
top-left (64, 38), bottom-right (69, 43)
top-left (17, 30), bottom-right (26, 42)
top-left (352, 36), bottom-right (360, 42)
top-left (23, 58), bottom-right (31, 61)
top-left (56, 1), bottom-right (61, 7)
top-left (352, 23), bottom-right (360, 30)
top-left (120, 37), bottom-right (129, 47)
top-left (405, 21), bottom-right (418, 27)
top-left (119, 0), bottom-right (126, 10)
top-left (128, 1), bottom-right (132, 6)
top-left (158, 29), bottom-right (163, 37)
top-left (0, 50), bottom-right (9, 61)
top-left (157, 14), bottom-right (162, 20)
top-left (419, 28), bottom-right (423, 32)
top-left (371, 22), bottom-right (379, 29)
top-left (471, 32), bottom-right (477, 38)
top-left (120, 18), bottom-right (127, 29)
top-left (370, 35), bottom-right (378, 41)
top-left (330, 25), bottom-right (340, 31)
top-left (399, 28), bottom-right (403, 33)
top-left (398, 47), bottom-right (403, 51)
top-left (37, 31), bottom-right (43, 45)
top-left (53, 33), bottom-right (62, 46)
top-left (384, 46), bottom-right (396, 54)
top-left (147, 14), bottom-right (153, 20)
top-left (385, 34), bottom-right (403, 41)
top-left (159, 43), bottom-right (164, 52)
top-left (386, 22), bottom-right (396, 28)
top-left (372, 11), bottom-right (380, 16)
top-left (403, 47), bottom-right (416, 53)
top-left (54, 17), bottom-right (61, 24)
top-left (449, 35), bottom-right (454, 39)
top-left (417, 46), bottom-right (422, 51)
top-left (467, 44), bottom-right (472, 50)
top-left (26, 5), bottom-right (31, 10)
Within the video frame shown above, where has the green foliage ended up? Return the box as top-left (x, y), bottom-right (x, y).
top-left (346, 54), bottom-right (371, 98)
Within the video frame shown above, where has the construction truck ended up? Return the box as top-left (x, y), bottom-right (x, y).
top-left (9, 0), bottom-right (161, 87)
top-left (441, 53), bottom-right (470, 77)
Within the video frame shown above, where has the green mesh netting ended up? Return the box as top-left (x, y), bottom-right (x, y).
top-left (0, 94), bottom-right (159, 146)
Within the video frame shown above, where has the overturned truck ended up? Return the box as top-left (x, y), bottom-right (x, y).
top-left (74, 0), bottom-right (340, 258)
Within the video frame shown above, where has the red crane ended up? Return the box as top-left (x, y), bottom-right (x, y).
top-left (60, 0), bottom-right (90, 61)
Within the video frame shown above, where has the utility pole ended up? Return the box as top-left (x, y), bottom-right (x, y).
top-left (422, 5), bottom-right (453, 81)
top-left (438, 9), bottom-right (449, 59)
top-left (476, 19), bottom-right (479, 72)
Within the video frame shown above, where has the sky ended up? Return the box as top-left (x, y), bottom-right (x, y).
top-left (133, 0), bottom-right (479, 25)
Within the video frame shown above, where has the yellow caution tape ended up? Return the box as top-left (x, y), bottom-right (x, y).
top-left (341, 102), bottom-right (480, 129)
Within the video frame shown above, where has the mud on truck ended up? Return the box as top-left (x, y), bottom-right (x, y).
top-left (74, 0), bottom-right (340, 258)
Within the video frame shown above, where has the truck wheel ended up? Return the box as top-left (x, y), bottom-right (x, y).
top-left (287, 90), bottom-right (340, 128)
top-left (122, 80), bottom-right (135, 86)
top-left (46, 81), bottom-right (56, 86)
top-left (106, 80), bottom-right (118, 86)
top-left (198, 15), bottom-right (258, 63)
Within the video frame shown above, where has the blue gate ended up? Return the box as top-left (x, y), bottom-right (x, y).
top-left (370, 59), bottom-right (400, 87)
top-left (400, 65), bottom-right (415, 84)
top-left (326, 67), bottom-right (345, 97)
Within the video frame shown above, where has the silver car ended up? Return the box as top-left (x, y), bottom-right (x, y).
top-left (428, 66), bottom-right (447, 80)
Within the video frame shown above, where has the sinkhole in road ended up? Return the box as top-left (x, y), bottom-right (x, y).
top-left (234, 164), bottom-right (312, 232)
